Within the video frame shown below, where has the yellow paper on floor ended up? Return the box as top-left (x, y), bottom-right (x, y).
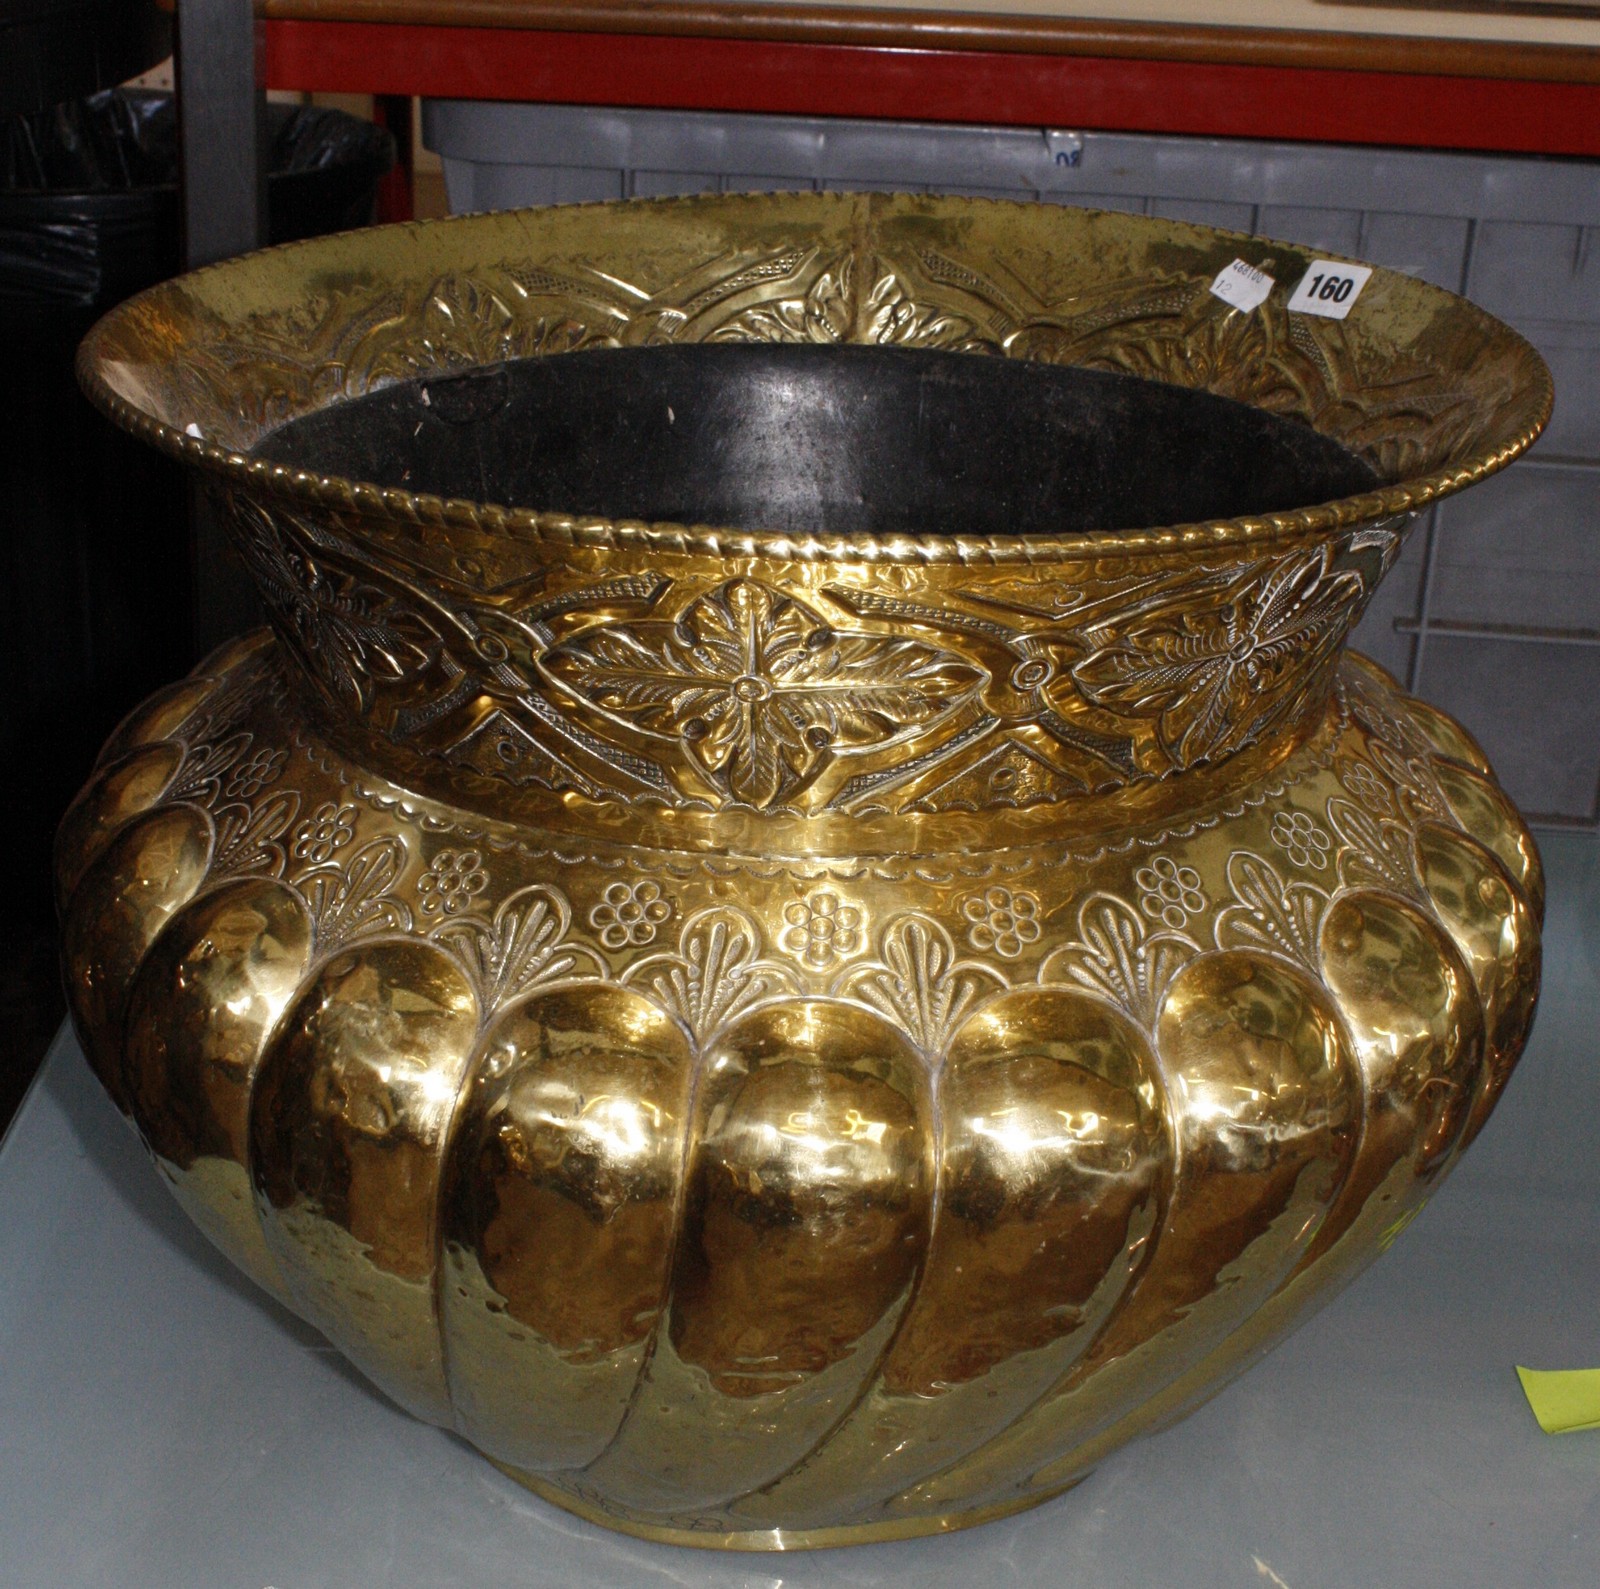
top-left (1516, 1366), bottom-right (1600, 1434)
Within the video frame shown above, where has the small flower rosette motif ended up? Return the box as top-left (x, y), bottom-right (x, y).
top-left (290, 801), bottom-right (358, 866)
top-left (1134, 856), bottom-right (1207, 929)
top-left (1337, 755), bottom-right (1396, 816)
top-left (588, 880), bottom-right (673, 949)
top-left (960, 886), bottom-right (1043, 959)
top-left (223, 745), bottom-right (288, 800)
top-left (1270, 809), bottom-right (1333, 871)
top-left (781, 891), bottom-right (864, 970)
top-left (417, 848), bottom-right (490, 917)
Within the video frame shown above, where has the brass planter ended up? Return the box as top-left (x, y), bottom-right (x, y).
top-left (64, 194), bottom-right (1547, 1550)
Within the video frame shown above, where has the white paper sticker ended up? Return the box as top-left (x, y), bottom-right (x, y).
top-left (1209, 258), bottom-right (1275, 313)
top-left (1287, 260), bottom-right (1373, 320)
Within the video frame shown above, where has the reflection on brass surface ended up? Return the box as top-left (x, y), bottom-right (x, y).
top-left (63, 193), bottom-right (1547, 1548)
top-left (1433, 760), bottom-right (1544, 918)
top-left (124, 879), bottom-right (313, 1305)
top-left (442, 985), bottom-right (693, 1471)
top-left (1412, 823), bottom-right (1540, 1144)
top-left (62, 804), bottom-right (213, 1112)
top-left (54, 742), bottom-right (183, 910)
top-left (252, 940), bottom-right (481, 1422)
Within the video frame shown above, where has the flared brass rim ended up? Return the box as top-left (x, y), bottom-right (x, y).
top-left (77, 190), bottom-right (1553, 566)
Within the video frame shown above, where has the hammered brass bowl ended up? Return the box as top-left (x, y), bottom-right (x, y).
top-left (63, 193), bottom-right (1547, 1549)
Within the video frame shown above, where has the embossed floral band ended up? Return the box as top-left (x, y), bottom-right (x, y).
top-left (65, 193), bottom-right (1548, 1549)
top-left (78, 193), bottom-right (1548, 842)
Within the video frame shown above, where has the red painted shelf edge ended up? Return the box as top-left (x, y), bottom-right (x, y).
top-left (262, 20), bottom-right (1600, 158)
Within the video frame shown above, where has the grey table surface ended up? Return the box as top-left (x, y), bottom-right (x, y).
top-left (4, 835), bottom-right (1598, 1589)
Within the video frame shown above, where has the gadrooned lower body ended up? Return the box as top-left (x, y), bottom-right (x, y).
top-left (56, 632), bottom-right (1542, 1549)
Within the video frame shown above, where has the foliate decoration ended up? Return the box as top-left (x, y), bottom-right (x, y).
top-left (861, 268), bottom-right (989, 352)
top-left (959, 886), bottom-right (1044, 960)
top-left (227, 495), bottom-right (436, 718)
top-left (1213, 851), bottom-right (1330, 972)
top-left (781, 891), bottom-right (864, 971)
top-left (291, 801), bottom-right (359, 866)
top-left (1069, 545), bottom-right (1368, 771)
top-left (1367, 738), bottom-right (1453, 827)
top-left (178, 660), bottom-right (279, 751)
top-left (818, 583), bottom-right (1137, 807)
top-left (621, 907), bottom-right (800, 1048)
top-left (705, 250), bottom-right (853, 344)
top-left (835, 915), bottom-right (1005, 1057)
top-left (361, 244), bottom-right (871, 355)
top-left (144, 282), bottom-right (416, 443)
top-left (908, 244), bottom-right (1465, 470)
top-left (206, 507), bottom-right (1384, 822)
top-left (1082, 293), bottom-right (1319, 421)
top-left (211, 790), bottom-right (300, 881)
top-left (1345, 518), bottom-right (1409, 583)
top-left (152, 237), bottom-right (1103, 450)
top-left (226, 501), bottom-right (682, 809)
top-left (1343, 669), bottom-right (1438, 763)
top-left (963, 578), bottom-right (1089, 624)
top-left (588, 880), bottom-right (673, 950)
top-left (542, 578), bottom-right (983, 809)
top-left (295, 836), bottom-right (412, 951)
top-left (416, 849), bottom-right (490, 918)
top-left (120, 197), bottom-right (1527, 483)
top-left (431, 884), bottom-right (605, 1008)
top-left (1134, 857), bottom-right (1207, 930)
top-left (999, 271), bottom-right (1198, 373)
top-left (1325, 795), bottom-right (1418, 898)
top-left (993, 261), bottom-right (1486, 479)
top-left (353, 271), bottom-right (617, 386)
top-left (1270, 809), bottom-right (1333, 872)
top-left (222, 746), bottom-right (287, 800)
top-left (163, 267), bottom-right (630, 442)
top-left (169, 731), bottom-right (253, 807)
top-left (895, 733), bottom-right (1094, 815)
top-left (1039, 893), bottom-right (1198, 1031)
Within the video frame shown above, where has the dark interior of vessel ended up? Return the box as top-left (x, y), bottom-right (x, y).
top-left (253, 343), bottom-right (1378, 535)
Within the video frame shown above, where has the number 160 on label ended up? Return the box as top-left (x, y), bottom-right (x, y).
top-left (1287, 260), bottom-right (1372, 320)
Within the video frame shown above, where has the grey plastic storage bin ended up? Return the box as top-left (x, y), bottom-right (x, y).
top-left (423, 100), bottom-right (1600, 825)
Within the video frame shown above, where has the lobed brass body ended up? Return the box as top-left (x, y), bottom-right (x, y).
top-left (63, 193), bottom-right (1547, 1549)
